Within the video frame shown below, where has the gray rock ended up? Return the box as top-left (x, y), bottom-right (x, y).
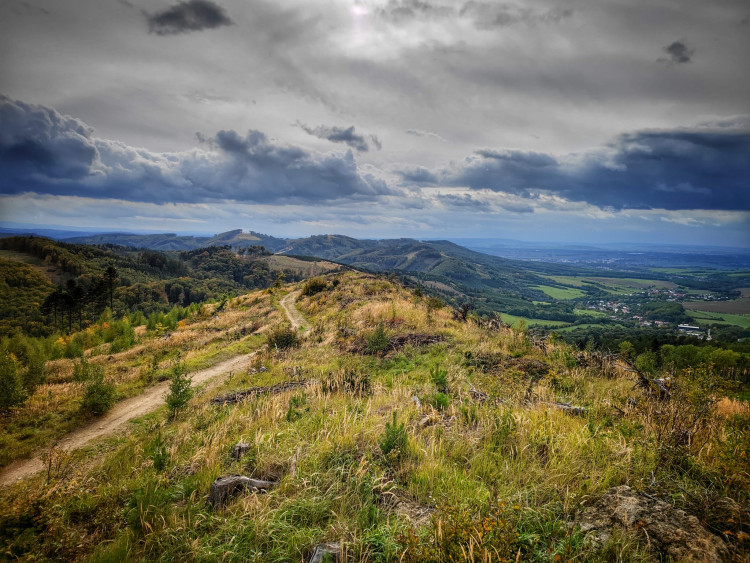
top-left (579, 485), bottom-right (728, 562)
top-left (307, 541), bottom-right (341, 563)
top-left (207, 475), bottom-right (276, 508)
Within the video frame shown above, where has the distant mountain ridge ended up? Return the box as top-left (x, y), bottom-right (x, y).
top-left (63, 229), bottom-right (288, 252)
top-left (58, 229), bottom-right (584, 313)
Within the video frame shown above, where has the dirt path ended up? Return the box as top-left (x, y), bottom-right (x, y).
top-left (0, 353), bottom-right (255, 487)
top-left (280, 290), bottom-right (309, 330)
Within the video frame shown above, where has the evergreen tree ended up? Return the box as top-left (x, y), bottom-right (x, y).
top-left (0, 353), bottom-right (26, 411)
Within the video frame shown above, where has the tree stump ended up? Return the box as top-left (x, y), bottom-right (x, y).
top-left (207, 475), bottom-right (276, 508)
top-left (307, 542), bottom-right (341, 563)
top-left (232, 442), bottom-right (251, 461)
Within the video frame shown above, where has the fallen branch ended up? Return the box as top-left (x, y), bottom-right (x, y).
top-left (542, 401), bottom-right (587, 416)
top-left (622, 360), bottom-right (671, 400)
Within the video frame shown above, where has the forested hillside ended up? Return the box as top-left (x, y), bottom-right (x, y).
top-left (0, 236), bottom-right (336, 337)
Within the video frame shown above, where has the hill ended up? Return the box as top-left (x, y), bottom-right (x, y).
top-left (0, 236), bottom-right (341, 336)
top-left (63, 229), bottom-right (288, 252)
top-left (0, 272), bottom-right (746, 561)
top-left (7, 230), bottom-right (750, 338)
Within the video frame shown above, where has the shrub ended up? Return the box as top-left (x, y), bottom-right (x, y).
top-left (267, 326), bottom-right (300, 351)
top-left (165, 361), bottom-right (192, 418)
top-left (23, 347), bottom-right (46, 393)
top-left (430, 364), bottom-right (449, 394)
top-left (302, 278), bottom-right (328, 296)
top-left (428, 392), bottom-right (450, 411)
top-left (147, 431), bottom-right (169, 472)
top-left (379, 412), bottom-right (407, 459)
top-left (73, 357), bottom-right (104, 383)
top-left (425, 295), bottom-right (444, 311)
top-left (398, 498), bottom-right (517, 562)
top-left (0, 353), bottom-right (25, 411)
top-left (366, 323), bottom-right (389, 356)
top-left (81, 373), bottom-right (116, 415)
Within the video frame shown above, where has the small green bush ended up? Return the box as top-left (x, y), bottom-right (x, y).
top-left (428, 392), bottom-right (450, 411)
top-left (147, 432), bottom-right (169, 472)
top-left (73, 357), bottom-right (104, 383)
top-left (430, 364), bottom-right (449, 394)
top-left (366, 323), bottom-right (389, 355)
top-left (165, 361), bottom-right (192, 418)
top-left (267, 326), bottom-right (300, 351)
top-left (81, 373), bottom-right (116, 415)
top-left (379, 412), bottom-right (407, 459)
top-left (302, 278), bottom-right (328, 296)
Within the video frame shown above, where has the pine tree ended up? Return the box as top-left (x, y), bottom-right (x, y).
top-left (0, 353), bottom-right (26, 411)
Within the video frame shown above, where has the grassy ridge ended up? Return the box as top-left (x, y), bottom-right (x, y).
top-left (0, 273), bottom-right (747, 561)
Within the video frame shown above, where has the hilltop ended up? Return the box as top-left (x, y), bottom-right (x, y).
top-left (0, 272), bottom-right (747, 561)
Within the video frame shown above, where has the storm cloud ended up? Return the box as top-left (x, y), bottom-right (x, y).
top-left (397, 166), bottom-right (439, 185)
top-left (377, 0), bottom-right (572, 29)
top-left (446, 122), bottom-right (750, 211)
top-left (145, 0), bottom-right (233, 35)
top-left (296, 122), bottom-right (381, 152)
top-left (661, 41), bottom-right (694, 64)
top-left (0, 95), bottom-right (391, 204)
top-left (459, 2), bottom-right (573, 29)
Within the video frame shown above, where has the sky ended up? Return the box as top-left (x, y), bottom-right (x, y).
top-left (0, 0), bottom-right (749, 246)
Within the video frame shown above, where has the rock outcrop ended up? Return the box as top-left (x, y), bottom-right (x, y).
top-left (579, 486), bottom-right (728, 562)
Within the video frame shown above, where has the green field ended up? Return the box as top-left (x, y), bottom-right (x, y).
top-left (585, 277), bottom-right (677, 290)
top-left (533, 285), bottom-right (586, 300)
top-left (573, 308), bottom-right (608, 318)
top-left (498, 312), bottom-right (570, 328)
top-left (543, 275), bottom-right (590, 287)
top-left (553, 322), bottom-right (626, 333)
top-left (686, 309), bottom-right (750, 329)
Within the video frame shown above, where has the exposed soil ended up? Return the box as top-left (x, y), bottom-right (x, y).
top-left (0, 353), bottom-right (256, 487)
top-left (280, 290), bottom-right (309, 330)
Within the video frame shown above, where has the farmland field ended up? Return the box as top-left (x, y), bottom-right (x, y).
top-left (685, 309), bottom-right (750, 329)
top-left (573, 308), bottom-right (608, 318)
top-left (585, 277), bottom-right (678, 290)
top-left (533, 284), bottom-right (586, 300)
top-left (498, 312), bottom-right (570, 328)
top-left (683, 299), bottom-right (750, 315)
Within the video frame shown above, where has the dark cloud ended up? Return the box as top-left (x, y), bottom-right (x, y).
top-left (446, 122), bottom-right (750, 211)
top-left (377, 0), bottom-right (454, 23)
top-left (459, 2), bottom-right (573, 29)
top-left (296, 122), bottom-right (381, 152)
top-left (0, 95), bottom-right (392, 205)
top-left (145, 0), bottom-right (233, 35)
top-left (660, 41), bottom-right (694, 64)
top-left (378, 0), bottom-right (572, 29)
top-left (437, 193), bottom-right (488, 209)
top-left (397, 166), bottom-right (439, 185)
